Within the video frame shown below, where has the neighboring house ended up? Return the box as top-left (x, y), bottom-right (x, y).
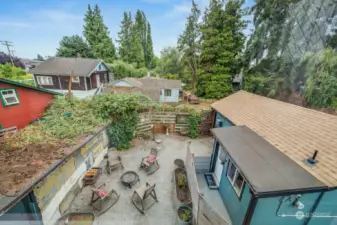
top-left (232, 71), bottom-right (243, 91)
top-left (0, 78), bottom-right (61, 130)
top-left (192, 91), bottom-right (337, 225)
top-left (20, 58), bottom-right (43, 72)
top-left (113, 77), bottom-right (182, 103)
top-left (30, 57), bottom-right (112, 99)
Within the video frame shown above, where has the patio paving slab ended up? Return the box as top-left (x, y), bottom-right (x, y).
top-left (66, 134), bottom-right (212, 225)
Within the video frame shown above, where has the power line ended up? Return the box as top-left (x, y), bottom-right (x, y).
top-left (0, 40), bottom-right (14, 65)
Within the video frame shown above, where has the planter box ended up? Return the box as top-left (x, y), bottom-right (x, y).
top-left (173, 168), bottom-right (192, 209)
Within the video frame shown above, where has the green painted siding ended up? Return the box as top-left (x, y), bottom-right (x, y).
top-left (214, 112), bottom-right (233, 128)
top-left (219, 153), bottom-right (251, 225)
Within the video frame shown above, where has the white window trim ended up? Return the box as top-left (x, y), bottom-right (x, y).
top-left (1, 89), bottom-right (19, 106)
top-left (37, 76), bottom-right (53, 85)
top-left (227, 160), bottom-right (245, 197)
top-left (164, 89), bottom-right (172, 97)
top-left (72, 76), bottom-right (80, 83)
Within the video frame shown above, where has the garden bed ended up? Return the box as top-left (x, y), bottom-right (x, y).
top-left (0, 134), bottom-right (93, 196)
top-left (174, 168), bottom-right (192, 206)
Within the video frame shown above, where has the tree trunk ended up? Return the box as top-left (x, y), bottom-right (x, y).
top-left (191, 70), bottom-right (196, 93)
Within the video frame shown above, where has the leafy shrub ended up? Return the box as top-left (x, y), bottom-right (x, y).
top-left (187, 112), bottom-right (202, 138)
top-left (0, 63), bottom-right (27, 80)
top-left (90, 93), bottom-right (156, 149)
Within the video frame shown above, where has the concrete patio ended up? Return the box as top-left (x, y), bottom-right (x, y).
top-left (66, 134), bottom-right (213, 225)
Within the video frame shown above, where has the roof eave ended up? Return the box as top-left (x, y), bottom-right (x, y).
top-left (0, 78), bottom-right (62, 96)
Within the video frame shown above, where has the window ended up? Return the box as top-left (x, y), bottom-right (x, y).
top-left (0, 89), bottom-right (19, 106)
top-left (72, 76), bottom-right (80, 83)
top-left (37, 76), bottom-right (53, 85)
top-left (227, 159), bottom-right (245, 197)
top-left (164, 89), bottom-right (172, 96)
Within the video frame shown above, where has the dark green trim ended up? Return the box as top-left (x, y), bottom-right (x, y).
top-left (0, 88), bottom-right (20, 108)
top-left (0, 78), bottom-right (62, 96)
top-left (0, 123), bottom-right (2, 129)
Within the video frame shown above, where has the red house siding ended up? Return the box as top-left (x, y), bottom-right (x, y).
top-left (0, 83), bottom-right (55, 129)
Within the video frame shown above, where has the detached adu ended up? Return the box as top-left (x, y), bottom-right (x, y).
top-left (193, 91), bottom-right (337, 225)
top-left (30, 57), bottom-right (112, 99)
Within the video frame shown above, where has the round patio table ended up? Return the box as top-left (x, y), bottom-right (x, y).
top-left (120, 171), bottom-right (139, 189)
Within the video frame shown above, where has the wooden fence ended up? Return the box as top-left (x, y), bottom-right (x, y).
top-left (185, 147), bottom-right (230, 225)
top-left (136, 110), bottom-right (211, 135)
top-left (198, 199), bottom-right (230, 225)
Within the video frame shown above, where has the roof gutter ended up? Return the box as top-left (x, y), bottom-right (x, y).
top-left (0, 126), bottom-right (107, 215)
top-left (254, 186), bottom-right (329, 198)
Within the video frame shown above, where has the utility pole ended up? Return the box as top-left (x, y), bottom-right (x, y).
top-left (0, 41), bottom-right (15, 66)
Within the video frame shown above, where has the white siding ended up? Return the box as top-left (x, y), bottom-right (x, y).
top-left (114, 80), bottom-right (134, 87)
top-left (159, 88), bottom-right (180, 103)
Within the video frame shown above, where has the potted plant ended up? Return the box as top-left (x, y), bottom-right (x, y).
top-left (176, 205), bottom-right (192, 225)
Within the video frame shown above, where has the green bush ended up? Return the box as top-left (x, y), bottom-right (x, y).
top-left (90, 93), bottom-right (156, 149)
top-left (187, 112), bottom-right (202, 139)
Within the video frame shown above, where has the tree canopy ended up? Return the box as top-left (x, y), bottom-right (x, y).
top-left (0, 52), bottom-right (25, 69)
top-left (177, 0), bottom-right (201, 92)
top-left (197, 0), bottom-right (247, 98)
top-left (116, 10), bottom-right (154, 68)
top-left (83, 4), bottom-right (116, 62)
top-left (56, 35), bottom-right (93, 58)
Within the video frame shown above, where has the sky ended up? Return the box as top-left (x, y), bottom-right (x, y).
top-left (0, 0), bottom-right (254, 59)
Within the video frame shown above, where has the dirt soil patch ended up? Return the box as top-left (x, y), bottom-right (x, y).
top-left (175, 168), bottom-right (191, 204)
top-left (0, 142), bottom-right (72, 196)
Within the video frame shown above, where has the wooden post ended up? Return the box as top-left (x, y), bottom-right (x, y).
top-left (67, 70), bottom-right (74, 101)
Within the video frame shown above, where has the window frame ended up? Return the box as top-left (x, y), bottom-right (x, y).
top-left (72, 76), bottom-right (80, 83)
top-left (164, 89), bottom-right (172, 97)
top-left (37, 76), bottom-right (53, 85)
top-left (226, 158), bottom-right (245, 198)
top-left (0, 88), bottom-right (20, 107)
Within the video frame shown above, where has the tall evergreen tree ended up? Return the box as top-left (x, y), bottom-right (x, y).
top-left (117, 12), bottom-right (133, 62)
top-left (146, 22), bottom-right (154, 68)
top-left (83, 4), bottom-right (116, 62)
top-left (178, 0), bottom-right (201, 92)
top-left (129, 24), bottom-right (145, 68)
top-left (83, 5), bottom-right (95, 48)
top-left (56, 35), bottom-right (93, 58)
top-left (197, 0), bottom-right (247, 98)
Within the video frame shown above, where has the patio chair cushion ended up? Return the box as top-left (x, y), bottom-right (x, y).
top-left (147, 154), bottom-right (156, 163)
top-left (135, 184), bottom-right (148, 200)
top-left (95, 189), bottom-right (107, 197)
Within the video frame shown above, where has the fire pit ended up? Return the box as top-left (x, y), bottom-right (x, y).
top-left (120, 171), bottom-right (139, 189)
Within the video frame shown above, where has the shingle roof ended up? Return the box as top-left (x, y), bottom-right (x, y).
top-left (0, 78), bottom-right (62, 95)
top-left (30, 57), bottom-right (108, 77)
top-left (117, 77), bottom-right (182, 90)
top-left (212, 91), bottom-right (337, 187)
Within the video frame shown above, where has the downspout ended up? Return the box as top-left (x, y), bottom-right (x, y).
top-left (243, 192), bottom-right (258, 225)
top-left (303, 191), bottom-right (325, 225)
top-left (57, 75), bottom-right (62, 90)
top-left (84, 76), bottom-right (88, 91)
